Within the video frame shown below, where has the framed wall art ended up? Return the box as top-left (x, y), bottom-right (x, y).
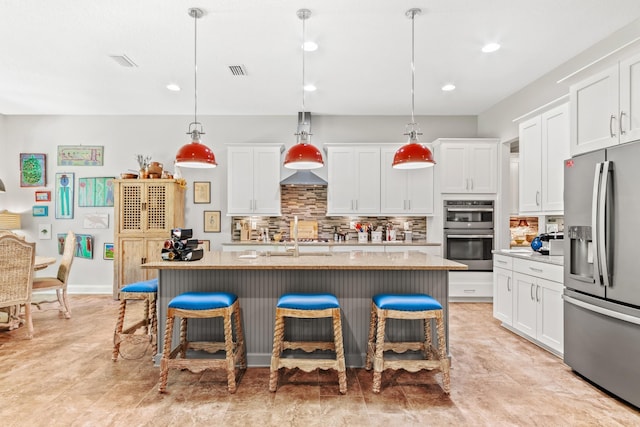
top-left (38, 223), bottom-right (52, 240)
top-left (55, 172), bottom-right (74, 219)
top-left (58, 233), bottom-right (93, 258)
top-left (103, 243), bottom-right (114, 260)
top-left (83, 213), bottom-right (109, 229)
top-left (20, 153), bottom-right (46, 187)
top-left (197, 240), bottom-right (210, 251)
top-left (32, 205), bottom-right (48, 217)
top-left (57, 145), bottom-right (104, 166)
top-left (77, 177), bottom-right (115, 207)
top-left (193, 181), bottom-right (211, 204)
top-left (203, 210), bottom-right (221, 233)
top-left (35, 190), bottom-right (51, 202)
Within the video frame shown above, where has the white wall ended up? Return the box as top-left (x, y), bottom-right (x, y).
top-left (1, 114), bottom-right (477, 294)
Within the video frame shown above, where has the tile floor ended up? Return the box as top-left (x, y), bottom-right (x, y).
top-left (1, 296), bottom-right (639, 426)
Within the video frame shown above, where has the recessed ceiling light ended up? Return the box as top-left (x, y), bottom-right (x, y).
top-left (166, 83), bottom-right (181, 92)
top-left (441, 83), bottom-right (456, 92)
top-left (303, 84), bottom-right (316, 92)
top-left (482, 42), bottom-right (501, 53)
top-left (303, 41), bottom-right (318, 52)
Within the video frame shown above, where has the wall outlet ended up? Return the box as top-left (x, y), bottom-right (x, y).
top-left (350, 221), bottom-right (356, 230)
top-left (235, 221), bottom-right (242, 230)
top-left (547, 224), bottom-right (559, 233)
top-left (251, 220), bottom-right (257, 230)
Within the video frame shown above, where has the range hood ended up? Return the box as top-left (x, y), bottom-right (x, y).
top-left (280, 170), bottom-right (327, 186)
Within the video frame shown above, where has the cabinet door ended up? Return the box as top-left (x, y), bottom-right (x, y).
top-left (619, 52), bottom-right (640, 144)
top-left (519, 116), bottom-right (542, 212)
top-left (513, 272), bottom-right (537, 337)
top-left (144, 182), bottom-right (172, 234)
top-left (536, 278), bottom-right (564, 354)
top-left (116, 238), bottom-right (147, 289)
top-left (252, 147), bottom-right (281, 215)
top-left (493, 267), bottom-right (513, 325)
top-left (327, 147), bottom-right (356, 214)
top-left (117, 182), bottom-right (144, 234)
top-left (570, 66), bottom-right (619, 155)
top-left (541, 103), bottom-right (570, 212)
top-left (380, 148), bottom-right (408, 214)
top-left (439, 144), bottom-right (469, 193)
top-left (467, 143), bottom-right (497, 193)
top-left (406, 166), bottom-right (434, 214)
top-left (143, 239), bottom-right (165, 281)
top-left (354, 148), bottom-right (380, 213)
top-left (227, 147), bottom-right (254, 215)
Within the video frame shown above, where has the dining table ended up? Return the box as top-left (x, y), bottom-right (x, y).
top-left (0, 255), bottom-right (57, 330)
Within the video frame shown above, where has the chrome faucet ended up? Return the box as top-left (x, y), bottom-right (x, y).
top-left (286, 215), bottom-right (300, 257)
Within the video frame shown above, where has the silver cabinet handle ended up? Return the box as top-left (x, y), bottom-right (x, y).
top-left (609, 114), bottom-right (617, 138)
top-left (536, 285), bottom-right (540, 302)
top-left (496, 259), bottom-right (508, 264)
top-left (470, 179), bottom-right (474, 191)
top-left (620, 111), bottom-right (626, 135)
top-left (536, 191), bottom-right (541, 206)
top-left (530, 284), bottom-right (535, 301)
top-left (447, 234), bottom-right (494, 239)
top-left (507, 277), bottom-right (511, 292)
top-left (529, 266), bottom-right (544, 273)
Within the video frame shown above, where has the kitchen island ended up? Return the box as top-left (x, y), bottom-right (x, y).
top-left (142, 250), bottom-right (467, 366)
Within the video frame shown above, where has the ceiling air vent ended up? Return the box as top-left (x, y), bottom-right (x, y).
top-left (228, 65), bottom-right (247, 76)
top-left (109, 54), bottom-right (138, 68)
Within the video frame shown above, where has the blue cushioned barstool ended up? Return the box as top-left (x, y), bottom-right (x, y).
top-left (158, 291), bottom-right (246, 394)
top-left (112, 278), bottom-right (158, 361)
top-left (365, 293), bottom-right (450, 394)
top-left (269, 293), bottom-right (347, 394)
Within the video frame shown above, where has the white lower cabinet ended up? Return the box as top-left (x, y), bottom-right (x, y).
top-left (493, 255), bottom-right (564, 356)
top-left (493, 255), bottom-right (514, 325)
top-left (449, 271), bottom-right (493, 301)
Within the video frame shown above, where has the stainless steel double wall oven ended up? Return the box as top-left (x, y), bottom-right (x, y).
top-left (443, 200), bottom-right (494, 271)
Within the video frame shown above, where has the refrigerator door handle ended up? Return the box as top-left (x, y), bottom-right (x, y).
top-left (564, 295), bottom-right (640, 326)
top-left (591, 163), bottom-right (603, 286)
top-left (599, 161), bottom-right (611, 288)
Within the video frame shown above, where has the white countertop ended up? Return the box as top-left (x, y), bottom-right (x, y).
top-left (493, 249), bottom-right (564, 266)
top-left (223, 241), bottom-right (440, 247)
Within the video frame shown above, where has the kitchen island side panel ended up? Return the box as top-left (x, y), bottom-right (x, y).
top-left (156, 269), bottom-right (449, 367)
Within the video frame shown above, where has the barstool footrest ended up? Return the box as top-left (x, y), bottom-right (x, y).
top-left (282, 341), bottom-right (336, 352)
top-left (382, 359), bottom-right (448, 372)
top-left (278, 358), bottom-right (343, 371)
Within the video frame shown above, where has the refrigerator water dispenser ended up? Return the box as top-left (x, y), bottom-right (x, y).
top-left (568, 225), bottom-right (593, 281)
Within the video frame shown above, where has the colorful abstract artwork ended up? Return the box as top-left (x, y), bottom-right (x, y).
top-left (58, 233), bottom-right (93, 259)
top-left (57, 145), bottom-right (104, 166)
top-left (20, 153), bottom-right (46, 187)
top-left (55, 172), bottom-right (74, 219)
top-left (103, 243), bottom-right (114, 260)
top-left (77, 177), bottom-right (115, 207)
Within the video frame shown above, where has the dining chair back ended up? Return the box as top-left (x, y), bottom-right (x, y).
top-left (0, 234), bottom-right (36, 338)
top-left (32, 231), bottom-right (76, 318)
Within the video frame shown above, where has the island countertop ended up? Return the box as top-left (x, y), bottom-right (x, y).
top-left (141, 250), bottom-right (468, 271)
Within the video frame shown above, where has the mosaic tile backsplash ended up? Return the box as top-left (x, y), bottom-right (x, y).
top-left (231, 186), bottom-right (427, 242)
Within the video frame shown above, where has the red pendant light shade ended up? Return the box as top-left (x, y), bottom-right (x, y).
top-left (392, 141), bottom-right (435, 169)
top-left (175, 131), bottom-right (218, 168)
top-left (284, 140), bottom-right (324, 170)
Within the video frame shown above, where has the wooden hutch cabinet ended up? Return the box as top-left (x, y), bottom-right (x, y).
top-left (113, 179), bottom-right (185, 297)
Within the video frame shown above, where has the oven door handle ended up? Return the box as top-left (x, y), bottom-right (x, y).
top-left (446, 234), bottom-right (494, 239)
top-left (445, 207), bottom-right (494, 212)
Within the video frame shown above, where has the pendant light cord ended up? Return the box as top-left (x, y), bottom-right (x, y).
top-left (410, 10), bottom-right (415, 125)
top-left (194, 9), bottom-right (198, 125)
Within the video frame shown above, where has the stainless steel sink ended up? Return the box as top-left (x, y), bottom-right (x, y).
top-left (260, 251), bottom-right (333, 257)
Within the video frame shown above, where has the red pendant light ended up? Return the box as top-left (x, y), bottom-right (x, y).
top-left (175, 8), bottom-right (217, 169)
top-left (392, 8), bottom-right (435, 170)
top-left (283, 9), bottom-right (324, 170)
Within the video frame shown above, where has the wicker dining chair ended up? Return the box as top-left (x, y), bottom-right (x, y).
top-left (0, 234), bottom-right (36, 338)
top-left (32, 231), bottom-right (76, 319)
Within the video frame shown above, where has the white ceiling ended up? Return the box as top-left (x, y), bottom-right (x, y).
top-left (2, 0), bottom-right (640, 116)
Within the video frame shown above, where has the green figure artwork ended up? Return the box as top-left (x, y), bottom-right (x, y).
top-left (55, 172), bottom-right (74, 219)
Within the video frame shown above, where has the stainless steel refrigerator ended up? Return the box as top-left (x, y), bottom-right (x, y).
top-left (564, 140), bottom-right (640, 408)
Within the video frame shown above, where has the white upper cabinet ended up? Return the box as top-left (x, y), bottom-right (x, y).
top-left (380, 147), bottom-right (434, 215)
top-left (519, 103), bottom-right (569, 214)
top-left (227, 145), bottom-right (283, 216)
top-left (570, 51), bottom-right (640, 156)
top-left (326, 145), bottom-right (380, 215)
top-left (435, 139), bottom-right (499, 194)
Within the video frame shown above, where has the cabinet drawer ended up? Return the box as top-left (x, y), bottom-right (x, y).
top-left (449, 282), bottom-right (493, 298)
top-left (493, 254), bottom-right (513, 269)
top-left (513, 258), bottom-right (563, 283)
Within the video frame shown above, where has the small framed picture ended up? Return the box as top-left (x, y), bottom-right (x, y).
top-left (32, 205), bottom-right (49, 217)
top-left (203, 210), bottom-right (221, 233)
top-left (103, 243), bottom-right (114, 260)
top-left (197, 240), bottom-right (210, 251)
top-left (20, 153), bottom-right (47, 187)
top-left (193, 181), bottom-right (211, 204)
top-left (38, 223), bottom-right (52, 240)
top-left (35, 190), bottom-right (51, 202)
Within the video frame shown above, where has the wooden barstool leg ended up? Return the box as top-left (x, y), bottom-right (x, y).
top-left (112, 298), bottom-right (127, 361)
top-left (223, 309), bottom-right (237, 393)
top-left (372, 309), bottom-right (386, 393)
top-left (179, 318), bottom-right (188, 358)
top-left (149, 295), bottom-right (157, 357)
top-left (234, 304), bottom-right (247, 369)
top-left (158, 314), bottom-right (175, 393)
top-left (365, 301), bottom-right (377, 370)
top-left (269, 312), bottom-right (285, 392)
top-left (424, 317), bottom-right (434, 360)
top-left (143, 298), bottom-right (150, 335)
top-left (332, 308), bottom-right (347, 394)
top-left (436, 311), bottom-right (450, 394)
